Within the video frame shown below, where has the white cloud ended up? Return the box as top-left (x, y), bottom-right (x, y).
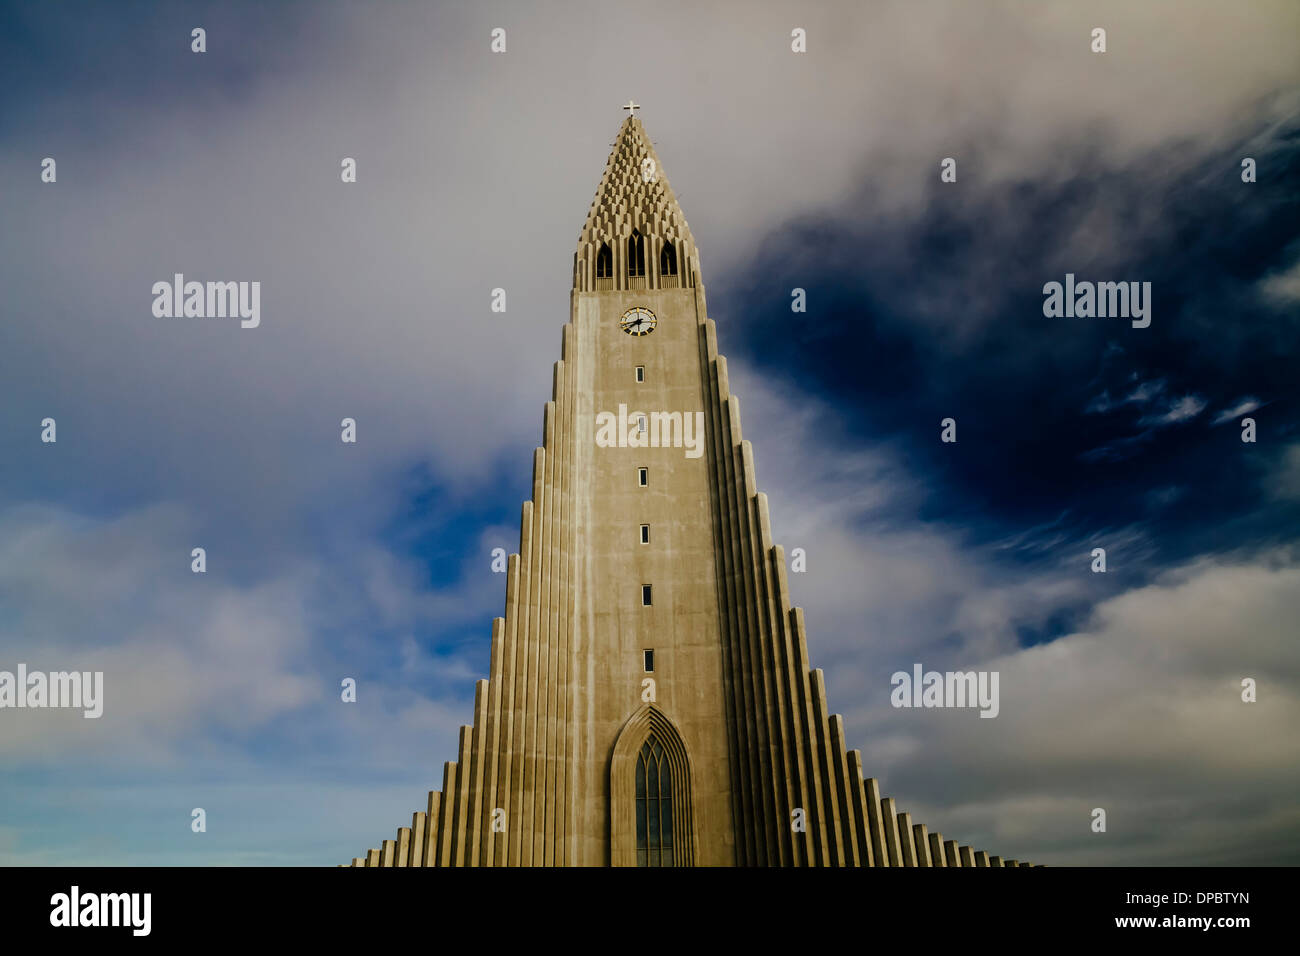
top-left (1123, 379), bottom-right (1167, 406)
top-left (0, 503), bottom-right (477, 769)
top-left (1139, 393), bottom-right (1207, 426)
top-left (853, 555), bottom-right (1300, 865)
top-left (1259, 256), bottom-right (1300, 304)
top-left (1211, 397), bottom-right (1263, 426)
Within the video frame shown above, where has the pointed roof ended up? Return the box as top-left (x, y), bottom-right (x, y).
top-left (576, 114), bottom-right (696, 257)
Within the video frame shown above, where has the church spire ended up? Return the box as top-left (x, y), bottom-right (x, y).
top-left (574, 110), bottom-right (698, 291)
top-left (344, 106), bottom-right (1035, 870)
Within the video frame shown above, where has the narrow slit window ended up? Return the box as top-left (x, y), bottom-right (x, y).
top-left (637, 415), bottom-right (647, 434)
top-left (596, 242), bottom-right (612, 279)
top-left (638, 467), bottom-right (648, 487)
top-left (643, 649), bottom-right (654, 672)
top-left (635, 366), bottom-right (644, 383)
top-left (640, 524), bottom-right (649, 544)
top-left (642, 584), bottom-right (652, 606)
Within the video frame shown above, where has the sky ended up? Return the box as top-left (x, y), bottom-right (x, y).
top-left (1, 0), bottom-right (1297, 866)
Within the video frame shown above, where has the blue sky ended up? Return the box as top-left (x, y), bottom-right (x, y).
top-left (1, 0), bottom-right (1298, 866)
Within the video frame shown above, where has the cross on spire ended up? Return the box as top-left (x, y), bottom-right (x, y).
top-left (622, 100), bottom-right (641, 118)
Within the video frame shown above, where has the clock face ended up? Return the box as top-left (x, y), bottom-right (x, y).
top-left (620, 307), bottom-right (657, 336)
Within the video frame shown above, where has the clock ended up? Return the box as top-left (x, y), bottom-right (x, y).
top-left (620, 306), bottom-right (657, 336)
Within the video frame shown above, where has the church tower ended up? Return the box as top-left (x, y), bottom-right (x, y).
top-left (347, 110), bottom-right (1031, 868)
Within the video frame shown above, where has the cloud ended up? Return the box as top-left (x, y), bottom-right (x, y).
top-left (1271, 444), bottom-right (1300, 501)
top-left (1086, 379), bottom-right (1173, 416)
top-left (1211, 397), bottom-right (1264, 426)
top-left (1078, 430), bottom-right (1156, 464)
top-left (1122, 380), bottom-right (1167, 406)
top-left (1138, 394), bottom-right (1207, 426)
top-left (730, 365), bottom-right (1123, 677)
top-left (0, 502), bottom-right (484, 768)
top-left (1259, 256), bottom-right (1300, 304)
top-left (855, 554), bottom-right (1300, 865)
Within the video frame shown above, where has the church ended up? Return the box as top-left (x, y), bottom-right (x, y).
top-left (347, 108), bottom-right (1031, 868)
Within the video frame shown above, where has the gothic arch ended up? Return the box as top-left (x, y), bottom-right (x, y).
top-left (609, 704), bottom-right (697, 866)
top-left (660, 240), bottom-right (677, 276)
top-left (627, 229), bottom-right (645, 278)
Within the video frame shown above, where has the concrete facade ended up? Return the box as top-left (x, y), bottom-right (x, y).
top-left (348, 115), bottom-right (1031, 867)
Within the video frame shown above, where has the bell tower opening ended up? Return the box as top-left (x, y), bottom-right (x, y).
top-left (660, 240), bottom-right (677, 276)
top-left (627, 229), bottom-right (645, 278)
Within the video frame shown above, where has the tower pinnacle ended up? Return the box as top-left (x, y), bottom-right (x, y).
top-left (573, 112), bottom-right (698, 292)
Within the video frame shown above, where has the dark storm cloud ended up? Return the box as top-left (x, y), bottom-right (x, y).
top-left (721, 118), bottom-right (1300, 572)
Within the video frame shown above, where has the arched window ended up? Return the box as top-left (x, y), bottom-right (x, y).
top-left (596, 242), bottom-right (612, 279)
top-left (635, 735), bottom-right (675, 866)
top-left (627, 230), bottom-right (645, 278)
top-left (660, 241), bottom-right (677, 277)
